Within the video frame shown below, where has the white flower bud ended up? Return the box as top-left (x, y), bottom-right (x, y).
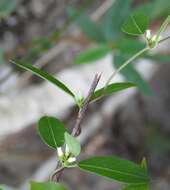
top-left (57, 147), bottom-right (63, 157)
top-left (68, 157), bottom-right (76, 163)
top-left (151, 35), bottom-right (157, 42)
top-left (151, 35), bottom-right (162, 42)
top-left (146, 30), bottom-right (151, 40)
top-left (65, 144), bottom-right (70, 155)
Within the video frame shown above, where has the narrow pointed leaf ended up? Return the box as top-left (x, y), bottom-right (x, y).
top-left (90, 82), bottom-right (135, 102)
top-left (38, 116), bottom-right (67, 149)
top-left (78, 156), bottom-right (149, 184)
top-left (64, 132), bottom-right (81, 156)
top-left (74, 45), bottom-right (111, 65)
top-left (121, 12), bottom-right (149, 36)
top-left (122, 183), bottom-right (149, 190)
top-left (30, 181), bottom-right (67, 190)
top-left (11, 60), bottom-right (75, 98)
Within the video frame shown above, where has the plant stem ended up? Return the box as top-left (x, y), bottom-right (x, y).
top-left (105, 35), bottom-right (170, 88)
top-left (155, 15), bottom-right (170, 42)
top-left (158, 36), bottom-right (170, 44)
top-left (72, 73), bottom-right (101, 137)
top-left (50, 74), bottom-right (101, 182)
top-left (105, 47), bottom-right (149, 88)
top-left (50, 166), bottom-right (65, 181)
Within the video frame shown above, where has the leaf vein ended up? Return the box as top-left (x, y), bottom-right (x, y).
top-left (131, 15), bottom-right (142, 34)
top-left (79, 164), bottom-right (148, 180)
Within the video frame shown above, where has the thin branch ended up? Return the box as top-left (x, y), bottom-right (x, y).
top-left (50, 73), bottom-right (101, 182)
top-left (50, 166), bottom-right (64, 181)
top-left (72, 73), bottom-right (101, 137)
top-left (104, 47), bottom-right (149, 89)
top-left (158, 36), bottom-right (170, 44)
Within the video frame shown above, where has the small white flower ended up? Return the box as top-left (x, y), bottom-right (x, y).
top-left (151, 34), bottom-right (162, 42)
top-left (68, 157), bottom-right (76, 163)
top-left (146, 29), bottom-right (151, 40)
top-left (151, 35), bottom-right (157, 42)
top-left (57, 147), bottom-right (63, 157)
top-left (65, 144), bottom-right (70, 155)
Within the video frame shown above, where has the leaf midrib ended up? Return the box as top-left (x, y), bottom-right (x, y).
top-left (47, 117), bottom-right (58, 148)
top-left (130, 15), bottom-right (142, 34)
top-left (79, 163), bottom-right (148, 181)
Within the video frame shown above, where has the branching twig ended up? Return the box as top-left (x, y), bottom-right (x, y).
top-left (158, 36), bottom-right (170, 44)
top-left (72, 73), bottom-right (101, 137)
top-left (50, 73), bottom-right (101, 182)
top-left (50, 166), bottom-right (64, 181)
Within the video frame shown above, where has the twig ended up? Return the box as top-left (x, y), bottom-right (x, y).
top-left (158, 36), bottom-right (170, 44)
top-left (72, 73), bottom-right (101, 137)
top-left (50, 166), bottom-right (64, 181)
top-left (105, 47), bottom-right (149, 89)
top-left (51, 74), bottom-right (101, 182)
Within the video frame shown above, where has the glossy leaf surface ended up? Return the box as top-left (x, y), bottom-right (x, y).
top-left (64, 132), bottom-right (81, 156)
top-left (122, 183), bottom-right (149, 190)
top-left (122, 12), bottom-right (149, 36)
top-left (90, 82), bottom-right (135, 102)
top-left (78, 156), bottom-right (149, 184)
top-left (30, 181), bottom-right (67, 190)
top-left (38, 116), bottom-right (66, 149)
top-left (11, 60), bottom-right (75, 98)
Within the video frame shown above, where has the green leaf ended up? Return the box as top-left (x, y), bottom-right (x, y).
top-left (113, 54), bottom-right (152, 95)
top-left (10, 60), bottom-right (75, 98)
top-left (141, 158), bottom-right (148, 172)
top-left (38, 116), bottom-right (67, 149)
top-left (90, 82), bottom-right (135, 102)
top-left (0, 0), bottom-right (17, 18)
top-left (64, 132), bottom-right (81, 156)
top-left (121, 12), bottom-right (149, 36)
top-left (122, 183), bottom-right (149, 190)
top-left (74, 45), bottom-right (111, 65)
top-left (101, 0), bottom-right (132, 41)
top-left (114, 38), bottom-right (151, 95)
top-left (66, 6), bottom-right (105, 42)
top-left (30, 181), bottom-right (67, 190)
top-left (116, 38), bottom-right (146, 55)
top-left (78, 156), bottom-right (149, 184)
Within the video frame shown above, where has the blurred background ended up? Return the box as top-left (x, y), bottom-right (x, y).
top-left (0, 0), bottom-right (170, 189)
